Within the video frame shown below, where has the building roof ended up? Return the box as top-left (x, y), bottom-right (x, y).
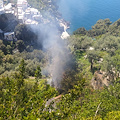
top-left (30, 8), bottom-right (38, 12)
top-left (4, 3), bottom-right (12, 10)
top-left (25, 19), bottom-right (38, 24)
top-left (18, 15), bottom-right (24, 19)
top-left (4, 32), bottom-right (14, 36)
top-left (17, 0), bottom-right (27, 5)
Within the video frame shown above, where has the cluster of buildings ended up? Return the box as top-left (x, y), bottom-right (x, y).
top-left (0, 0), bottom-right (44, 41)
top-left (0, 0), bottom-right (43, 24)
top-left (0, 0), bottom-right (69, 41)
top-left (17, 0), bottom-right (43, 24)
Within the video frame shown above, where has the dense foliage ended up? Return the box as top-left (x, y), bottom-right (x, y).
top-left (1, 0), bottom-right (120, 119)
top-left (1, 61), bottom-right (120, 119)
top-left (0, 59), bottom-right (58, 119)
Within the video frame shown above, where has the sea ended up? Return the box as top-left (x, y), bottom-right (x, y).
top-left (58, 0), bottom-right (120, 34)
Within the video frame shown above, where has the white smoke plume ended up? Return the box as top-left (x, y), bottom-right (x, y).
top-left (30, 22), bottom-right (72, 88)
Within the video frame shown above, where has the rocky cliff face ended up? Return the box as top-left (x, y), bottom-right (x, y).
top-left (91, 71), bottom-right (110, 89)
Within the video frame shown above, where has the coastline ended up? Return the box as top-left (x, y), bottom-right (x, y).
top-left (59, 19), bottom-right (70, 39)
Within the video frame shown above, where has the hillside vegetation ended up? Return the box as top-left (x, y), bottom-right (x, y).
top-left (1, 0), bottom-right (120, 119)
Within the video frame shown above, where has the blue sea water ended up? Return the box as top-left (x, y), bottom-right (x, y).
top-left (58, 0), bottom-right (120, 33)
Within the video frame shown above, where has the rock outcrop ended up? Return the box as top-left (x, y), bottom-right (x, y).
top-left (91, 71), bottom-right (110, 89)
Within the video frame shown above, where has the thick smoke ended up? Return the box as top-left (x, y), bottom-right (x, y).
top-left (31, 22), bottom-right (72, 88)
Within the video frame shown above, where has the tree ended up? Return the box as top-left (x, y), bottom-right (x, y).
top-left (112, 50), bottom-right (120, 71)
top-left (59, 69), bottom-right (84, 94)
top-left (87, 50), bottom-right (101, 72)
top-left (101, 55), bottom-right (115, 81)
top-left (16, 40), bottom-right (26, 52)
top-left (14, 24), bottom-right (37, 44)
top-left (6, 45), bottom-right (12, 54)
top-left (33, 66), bottom-right (42, 94)
top-left (35, 66), bottom-right (42, 80)
top-left (104, 111), bottom-right (120, 120)
top-left (0, 40), bottom-right (7, 54)
top-left (0, 50), bottom-right (4, 64)
top-left (94, 35), bottom-right (120, 56)
top-left (73, 27), bottom-right (87, 35)
top-left (18, 59), bottom-right (26, 80)
top-left (87, 19), bottom-right (112, 37)
top-left (68, 35), bottom-right (93, 52)
top-left (109, 19), bottom-right (120, 36)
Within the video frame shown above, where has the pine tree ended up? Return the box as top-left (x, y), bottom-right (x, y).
top-left (19, 59), bottom-right (26, 80)
top-left (35, 66), bottom-right (42, 81)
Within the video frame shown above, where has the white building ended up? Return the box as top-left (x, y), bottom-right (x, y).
top-left (24, 7), bottom-right (41, 20)
top-left (25, 19), bottom-right (38, 25)
top-left (30, 8), bottom-right (40, 15)
top-left (17, 0), bottom-right (28, 21)
top-left (0, 0), bottom-right (42, 24)
top-left (0, 0), bottom-right (4, 14)
top-left (4, 3), bottom-right (15, 14)
top-left (4, 32), bottom-right (17, 41)
top-left (17, 0), bottom-right (28, 10)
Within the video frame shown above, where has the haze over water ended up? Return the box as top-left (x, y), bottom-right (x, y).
top-left (58, 0), bottom-right (120, 33)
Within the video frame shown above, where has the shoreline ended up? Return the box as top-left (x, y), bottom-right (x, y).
top-left (59, 19), bottom-right (70, 39)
